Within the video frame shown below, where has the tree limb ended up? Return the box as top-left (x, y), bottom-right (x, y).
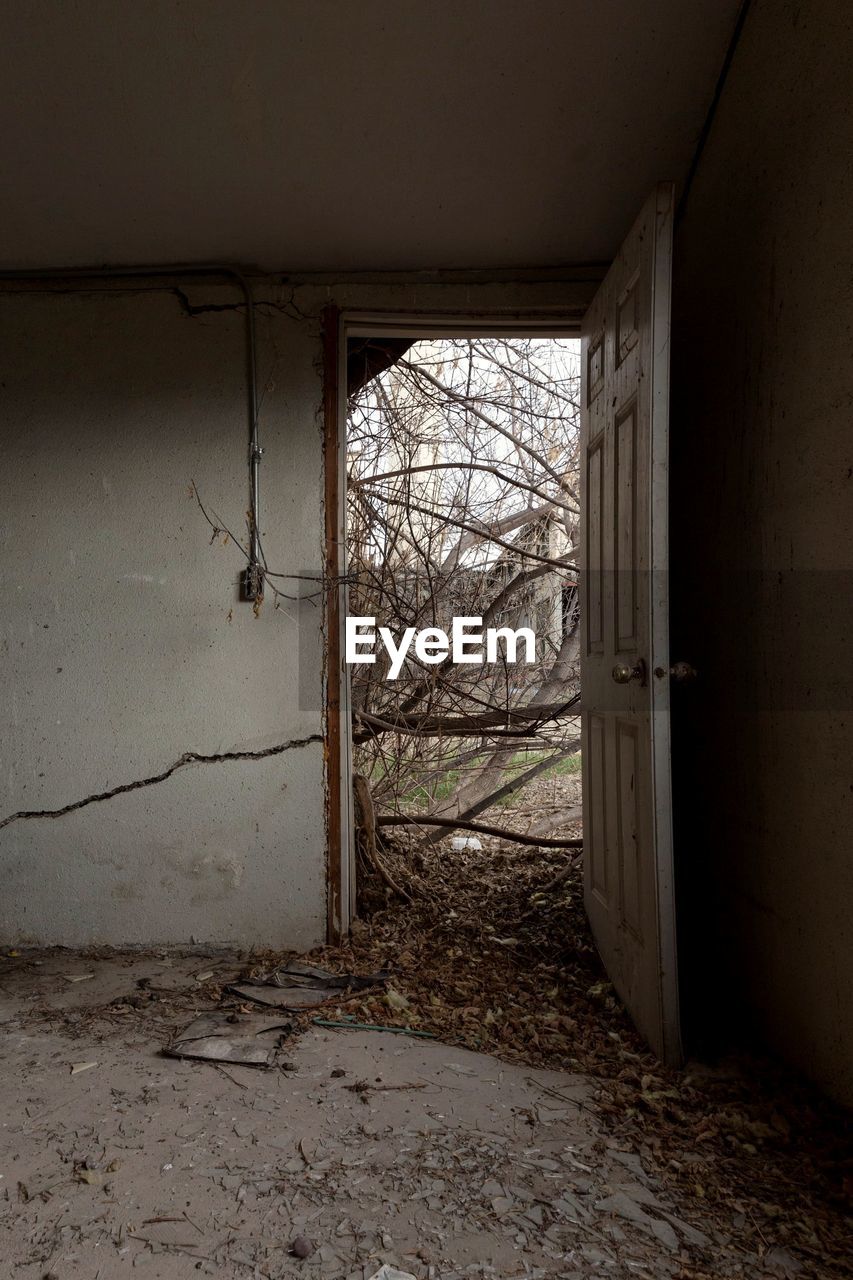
top-left (375, 814), bottom-right (583, 849)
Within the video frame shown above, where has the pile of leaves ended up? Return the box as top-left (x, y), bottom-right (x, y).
top-left (298, 834), bottom-right (852, 1278)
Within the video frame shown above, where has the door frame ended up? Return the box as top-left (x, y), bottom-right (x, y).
top-left (324, 306), bottom-right (588, 939)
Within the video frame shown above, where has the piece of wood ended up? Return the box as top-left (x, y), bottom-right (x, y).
top-left (323, 303), bottom-right (345, 941)
top-left (375, 813), bottom-right (582, 849)
top-left (354, 773), bottom-right (413, 901)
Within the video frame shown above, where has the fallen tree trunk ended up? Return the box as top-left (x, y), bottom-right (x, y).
top-left (375, 814), bottom-right (583, 849)
top-left (434, 740), bottom-right (581, 829)
top-left (520, 805), bottom-right (583, 839)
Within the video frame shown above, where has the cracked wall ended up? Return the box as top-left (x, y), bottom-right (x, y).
top-left (0, 285), bottom-right (327, 946)
top-left (0, 273), bottom-right (594, 948)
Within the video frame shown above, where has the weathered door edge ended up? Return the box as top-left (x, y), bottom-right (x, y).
top-left (649, 184), bottom-right (682, 1064)
top-left (322, 303), bottom-right (353, 942)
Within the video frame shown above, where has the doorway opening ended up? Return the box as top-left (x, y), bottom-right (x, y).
top-left (343, 332), bottom-right (583, 927)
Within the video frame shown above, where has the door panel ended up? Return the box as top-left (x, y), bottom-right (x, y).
top-left (580, 184), bottom-right (681, 1064)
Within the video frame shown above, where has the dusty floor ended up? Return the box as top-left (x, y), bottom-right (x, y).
top-left (0, 950), bottom-right (689, 1279)
top-left (1, 800), bottom-right (850, 1280)
top-left (0, 940), bottom-right (849, 1280)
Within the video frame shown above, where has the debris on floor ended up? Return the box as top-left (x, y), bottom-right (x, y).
top-left (227, 981), bottom-right (338, 1010)
top-left (69, 1059), bottom-right (98, 1075)
top-left (245, 959), bottom-right (390, 990)
top-left (312, 1016), bottom-right (436, 1038)
top-left (164, 1009), bottom-right (293, 1066)
top-left (0, 832), bottom-right (850, 1279)
top-left (228, 958), bottom-right (389, 1010)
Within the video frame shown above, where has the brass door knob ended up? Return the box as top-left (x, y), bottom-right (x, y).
top-left (612, 659), bottom-right (646, 685)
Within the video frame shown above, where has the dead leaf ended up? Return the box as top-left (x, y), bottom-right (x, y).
top-left (385, 986), bottom-right (410, 1012)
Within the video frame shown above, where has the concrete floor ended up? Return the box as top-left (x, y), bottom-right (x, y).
top-left (0, 951), bottom-right (814, 1279)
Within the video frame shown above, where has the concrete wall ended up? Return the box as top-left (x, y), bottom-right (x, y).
top-left (0, 272), bottom-right (596, 948)
top-left (671, 0), bottom-right (853, 1104)
top-left (0, 284), bottom-right (327, 947)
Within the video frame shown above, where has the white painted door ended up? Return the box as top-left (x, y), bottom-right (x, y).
top-left (580, 184), bottom-right (681, 1064)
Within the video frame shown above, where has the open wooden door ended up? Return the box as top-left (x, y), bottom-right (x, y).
top-left (580, 184), bottom-right (681, 1064)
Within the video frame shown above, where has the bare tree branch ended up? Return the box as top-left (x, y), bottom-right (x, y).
top-left (375, 814), bottom-right (583, 849)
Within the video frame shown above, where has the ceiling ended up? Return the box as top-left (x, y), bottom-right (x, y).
top-left (0, 0), bottom-right (741, 273)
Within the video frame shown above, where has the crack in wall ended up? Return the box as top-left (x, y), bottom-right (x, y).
top-left (173, 287), bottom-right (244, 317)
top-left (0, 734), bottom-right (323, 832)
top-left (172, 286), bottom-right (309, 321)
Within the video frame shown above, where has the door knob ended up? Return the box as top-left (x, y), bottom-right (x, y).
top-left (612, 659), bottom-right (646, 685)
top-left (653, 661), bottom-right (698, 682)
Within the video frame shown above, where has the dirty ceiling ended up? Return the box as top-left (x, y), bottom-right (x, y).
top-left (0, 0), bottom-right (742, 272)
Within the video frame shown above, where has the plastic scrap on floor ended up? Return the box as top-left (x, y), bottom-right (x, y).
top-left (366, 1267), bottom-right (417, 1280)
top-left (164, 1011), bottom-right (293, 1067)
top-left (226, 983), bottom-right (339, 1010)
top-left (227, 960), bottom-right (389, 1011)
